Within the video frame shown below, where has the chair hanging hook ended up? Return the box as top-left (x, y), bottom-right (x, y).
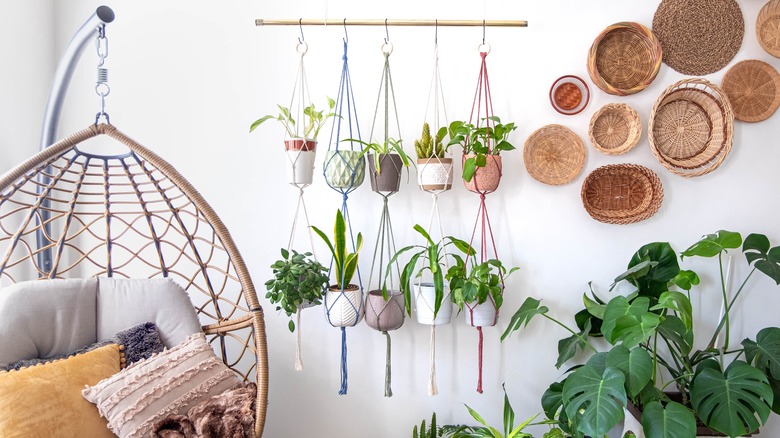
top-left (94, 24), bottom-right (111, 125)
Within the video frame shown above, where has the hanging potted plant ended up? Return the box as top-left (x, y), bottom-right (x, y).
top-left (250, 97), bottom-right (337, 185)
top-left (310, 209), bottom-right (364, 327)
top-left (344, 137), bottom-right (412, 193)
top-left (447, 256), bottom-right (518, 327)
top-left (415, 123), bottom-right (453, 192)
top-left (502, 230), bottom-right (780, 438)
top-left (448, 116), bottom-right (517, 193)
top-left (264, 248), bottom-right (329, 332)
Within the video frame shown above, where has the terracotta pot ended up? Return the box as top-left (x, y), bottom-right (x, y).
top-left (463, 154), bottom-right (502, 193)
top-left (414, 282), bottom-right (453, 325)
top-left (368, 153), bottom-right (404, 193)
top-left (284, 138), bottom-right (316, 152)
top-left (284, 150), bottom-right (316, 185)
top-left (464, 299), bottom-right (498, 327)
top-left (365, 290), bottom-right (405, 331)
top-left (324, 284), bottom-right (364, 327)
top-left (323, 150), bottom-right (365, 189)
top-left (417, 157), bottom-right (453, 192)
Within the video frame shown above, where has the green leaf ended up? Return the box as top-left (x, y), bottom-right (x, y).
top-left (691, 360), bottom-right (773, 437)
top-left (542, 381), bottom-right (565, 421)
top-left (641, 400), bottom-right (696, 438)
top-left (288, 320), bottom-right (295, 332)
top-left (462, 157), bottom-right (477, 182)
top-left (743, 327), bottom-right (780, 377)
top-left (503, 385), bottom-right (514, 437)
top-left (605, 345), bottom-right (653, 397)
top-left (500, 297), bottom-right (548, 341)
top-left (583, 292), bottom-right (606, 319)
top-left (626, 242), bottom-right (680, 299)
top-left (602, 296), bottom-right (652, 344)
top-left (556, 319), bottom-right (591, 369)
top-left (611, 312), bottom-right (661, 348)
top-left (681, 230), bottom-right (742, 259)
top-left (743, 233), bottom-right (780, 285)
top-left (651, 291), bottom-right (693, 330)
top-left (656, 315), bottom-right (693, 355)
top-left (562, 365), bottom-right (627, 438)
top-left (465, 404), bottom-right (502, 437)
top-left (249, 114), bottom-right (276, 132)
top-left (769, 374), bottom-right (780, 415)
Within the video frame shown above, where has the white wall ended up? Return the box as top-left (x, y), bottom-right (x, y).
top-left (4, 1), bottom-right (780, 436)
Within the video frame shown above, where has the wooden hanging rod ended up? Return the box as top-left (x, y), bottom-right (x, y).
top-left (255, 19), bottom-right (528, 28)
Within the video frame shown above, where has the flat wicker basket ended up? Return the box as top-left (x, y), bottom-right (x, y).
top-left (757, 0), bottom-right (780, 58)
top-left (523, 124), bottom-right (586, 185)
top-left (581, 164), bottom-right (664, 225)
top-left (648, 78), bottom-right (734, 177)
top-left (721, 59), bottom-right (780, 123)
top-left (589, 103), bottom-right (642, 155)
top-left (587, 22), bottom-right (663, 96)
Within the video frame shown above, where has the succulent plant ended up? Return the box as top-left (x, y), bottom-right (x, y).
top-left (414, 122), bottom-right (447, 159)
top-left (413, 412), bottom-right (441, 438)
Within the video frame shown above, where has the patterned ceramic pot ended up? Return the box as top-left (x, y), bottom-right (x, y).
top-left (463, 154), bottom-right (502, 194)
top-left (324, 285), bottom-right (364, 327)
top-left (417, 157), bottom-right (453, 192)
top-left (324, 150), bottom-right (365, 189)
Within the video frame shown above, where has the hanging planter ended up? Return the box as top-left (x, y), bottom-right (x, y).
top-left (417, 157), bottom-right (453, 191)
top-left (464, 299), bottom-right (498, 327)
top-left (368, 153), bottom-right (404, 193)
top-left (365, 290), bottom-right (405, 331)
top-left (324, 285), bottom-right (365, 327)
top-left (414, 282), bottom-right (453, 325)
top-left (462, 154), bottom-right (502, 194)
top-left (285, 139), bottom-right (317, 185)
top-left (324, 150), bottom-right (366, 189)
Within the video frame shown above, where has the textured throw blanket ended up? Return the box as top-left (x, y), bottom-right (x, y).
top-left (152, 382), bottom-right (256, 438)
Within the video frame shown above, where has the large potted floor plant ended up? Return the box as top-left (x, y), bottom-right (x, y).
top-left (502, 230), bottom-right (780, 438)
top-left (415, 123), bottom-right (453, 192)
top-left (250, 97), bottom-right (337, 185)
top-left (447, 116), bottom-right (517, 193)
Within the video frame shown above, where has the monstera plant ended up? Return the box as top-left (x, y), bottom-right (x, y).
top-left (502, 230), bottom-right (780, 438)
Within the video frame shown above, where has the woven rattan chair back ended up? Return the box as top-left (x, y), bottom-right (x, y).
top-left (0, 123), bottom-right (268, 436)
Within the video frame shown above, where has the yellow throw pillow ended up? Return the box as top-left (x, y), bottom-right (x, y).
top-left (0, 343), bottom-right (121, 438)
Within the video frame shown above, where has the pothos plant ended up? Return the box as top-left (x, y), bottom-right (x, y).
top-left (502, 230), bottom-right (780, 438)
top-left (250, 97), bottom-right (337, 140)
top-left (264, 248), bottom-right (329, 332)
top-left (447, 116), bottom-right (517, 182)
top-left (447, 256), bottom-right (519, 312)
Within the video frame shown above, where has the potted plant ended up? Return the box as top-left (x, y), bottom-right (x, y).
top-left (447, 256), bottom-right (518, 327)
top-left (311, 209), bottom-right (365, 327)
top-left (413, 412), bottom-right (442, 438)
top-left (502, 230), bottom-right (780, 438)
top-left (344, 137), bottom-right (412, 193)
top-left (385, 224), bottom-right (474, 325)
top-left (264, 248), bottom-right (329, 332)
top-left (448, 116), bottom-right (517, 193)
top-left (415, 122), bottom-right (453, 192)
top-left (250, 97), bottom-right (338, 185)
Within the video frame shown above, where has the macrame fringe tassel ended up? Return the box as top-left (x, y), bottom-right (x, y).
top-left (339, 327), bottom-right (348, 395)
top-left (476, 326), bottom-right (484, 394)
top-left (294, 309), bottom-right (303, 371)
top-left (384, 330), bottom-right (392, 397)
top-left (428, 325), bottom-right (438, 396)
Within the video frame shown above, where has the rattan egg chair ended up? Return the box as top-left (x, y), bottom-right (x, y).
top-left (0, 123), bottom-right (268, 437)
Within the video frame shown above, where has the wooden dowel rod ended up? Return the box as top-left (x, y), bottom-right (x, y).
top-left (255, 18), bottom-right (527, 28)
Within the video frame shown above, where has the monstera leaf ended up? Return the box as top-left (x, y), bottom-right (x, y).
top-left (623, 242), bottom-right (680, 299)
top-left (501, 297), bottom-right (548, 341)
top-left (641, 400), bottom-right (696, 438)
top-left (743, 327), bottom-right (780, 378)
top-left (691, 360), bottom-right (774, 437)
top-left (555, 319), bottom-right (591, 369)
top-left (562, 365), bottom-right (626, 437)
top-left (602, 296), bottom-right (661, 347)
top-left (681, 230), bottom-right (742, 258)
top-left (605, 345), bottom-right (653, 397)
top-left (743, 233), bottom-right (780, 285)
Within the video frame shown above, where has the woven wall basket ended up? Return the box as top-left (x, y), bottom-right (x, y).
top-left (587, 22), bottom-right (662, 96)
top-left (757, 0), bottom-right (780, 58)
top-left (523, 124), bottom-right (586, 185)
top-left (721, 59), bottom-right (780, 123)
top-left (648, 78), bottom-right (734, 178)
top-left (589, 103), bottom-right (642, 155)
top-left (581, 164), bottom-right (664, 225)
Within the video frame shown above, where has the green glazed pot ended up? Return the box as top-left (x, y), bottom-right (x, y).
top-left (324, 150), bottom-right (366, 189)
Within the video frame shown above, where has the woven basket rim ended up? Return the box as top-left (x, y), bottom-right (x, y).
top-left (721, 59), bottom-right (780, 122)
top-left (581, 164), bottom-right (664, 224)
top-left (648, 78), bottom-right (734, 177)
top-left (589, 103), bottom-right (642, 155)
top-left (523, 124), bottom-right (586, 186)
top-left (587, 21), bottom-right (662, 96)
top-left (549, 75), bottom-right (591, 115)
top-left (756, 0), bottom-right (780, 58)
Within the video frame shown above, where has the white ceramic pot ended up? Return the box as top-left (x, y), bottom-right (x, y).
top-left (464, 300), bottom-right (498, 327)
top-left (285, 150), bottom-right (316, 185)
top-left (324, 286), bottom-right (364, 327)
top-left (417, 158), bottom-right (453, 192)
top-left (414, 283), bottom-right (453, 325)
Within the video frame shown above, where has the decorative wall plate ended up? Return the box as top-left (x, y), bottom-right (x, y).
top-left (549, 75), bottom-right (590, 115)
top-left (524, 124), bottom-right (586, 185)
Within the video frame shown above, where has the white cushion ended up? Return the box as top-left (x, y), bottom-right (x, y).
top-left (0, 278), bottom-right (98, 368)
top-left (97, 277), bottom-right (203, 348)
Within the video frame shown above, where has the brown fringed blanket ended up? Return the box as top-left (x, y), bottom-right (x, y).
top-left (152, 383), bottom-right (256, 438)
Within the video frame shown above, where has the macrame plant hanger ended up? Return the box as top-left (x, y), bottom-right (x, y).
top-left (284, 24), bottom-right (321, 372)
top-left (365, 23), bottom-right (406, 398)
top-left (464, 28), bottom-right (504, 394)
top-left (322, 24), bottom-right (366, 395)
top-left (416, 21), bottom-right (453, 397)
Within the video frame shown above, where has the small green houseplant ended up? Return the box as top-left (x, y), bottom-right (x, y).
top-left (439, 385), bottom-right (543, 438)
top-left (413, 412), bottom-right (442, 438)
top-left (415, 122), bottom-right (454, 191)
top-left (250, 97), bottom-right (337, 145)
top-left (502, 230), bottom-right (780, 438)
top-left (384, 224), bottom-right (474, 318)
top-left (447, 116), bottom-right (517, 183)
top-left (264, 248), bottom-right (329, 332)
top-left (447, 257), bottom-right (518, 314)
top-left (415, 122), bottom-right (448, 159)
top-left (310, 209), bottom-right (363, 292)
top-left (344, 137), bottom-right (412, 175)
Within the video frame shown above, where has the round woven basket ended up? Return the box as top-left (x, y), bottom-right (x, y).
top-left (589, 103), bottom-right (642, 155)
top-left (757, 0), bottom-right (780, 58)
top-left (523, 124), bottom-right (586, 185)
top-left (587, 22), bottom-right (662, 96)
top-left (549, 75), bottom-right (590, 115)
top-left (648, 78), bottom-right (734, 177)
top-left (721, 59), bottom-right (780, 123)
top-left (581, 164), bottom-right (664, 225)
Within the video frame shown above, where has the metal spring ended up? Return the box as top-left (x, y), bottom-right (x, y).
top-left (97, 67), bottom-right (108, 85)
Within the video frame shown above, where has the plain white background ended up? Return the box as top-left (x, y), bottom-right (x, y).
top-left (2, 1), bottom-right (780, 436)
